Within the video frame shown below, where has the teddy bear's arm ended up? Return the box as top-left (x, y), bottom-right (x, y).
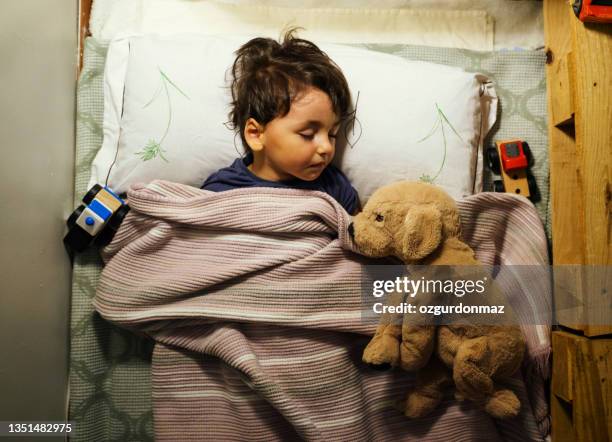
top-left (397, 267), bottom-right (438, 372)
top-left (362, 291), bottom-right (404, 368)
top-left (400, 322), bottom-right (436, 371)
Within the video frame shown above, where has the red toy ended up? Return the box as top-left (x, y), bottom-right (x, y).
top-left (573, 0), bottom-right (612, 23)
top-left (499, 140), bottom-right (529, 172)
top-left (486, 139), bottom-right (539, 201)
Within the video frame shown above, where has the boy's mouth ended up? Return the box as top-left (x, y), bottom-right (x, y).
top-left (308, 162), bottom-right (325, 169)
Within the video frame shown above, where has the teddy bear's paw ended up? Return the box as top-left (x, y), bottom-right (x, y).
top-left (362, 335), bottom-right (400, 368)
top-left (403, 391), bottom-right (440, 418)
top-left (484, 389), bottom-right (520, 419)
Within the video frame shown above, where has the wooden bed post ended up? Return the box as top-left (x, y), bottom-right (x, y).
top-left (544, 0), bottom-right (612, 336)
top-left (78, 0), bottom-right (93, 77)
top-left (544, 1), bottom-right (612, 441)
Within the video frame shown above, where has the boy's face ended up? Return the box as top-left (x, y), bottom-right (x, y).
top-left (245, 87), bottom-right (340, 182)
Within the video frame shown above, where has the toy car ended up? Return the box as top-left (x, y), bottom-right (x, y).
top-left (63, 184), bottom-right (129, 255)
top-left (572, 0), bottom-right (612, 23)
top-left (486, 139), bottom-right (539, 201)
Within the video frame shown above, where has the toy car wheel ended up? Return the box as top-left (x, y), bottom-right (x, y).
top-left (93, 226), bottom-right (115, 248)
top-left (94, 205), bottom-right (131, 248)
top-left (527, 174), bottom-right (541, 202)
top-left (572, 0), bottom-right (583, 18)
top-left (493, 180), bottom-right (505, 193)
top-left (83, 184), bottom-right (102, 204)
top-left (522, 141), bottom-right (534, 167)
top-left (63, 225), bottom-right (93, 254)
top-left (108, 205), bottom-right (130, 230)
top-left (487, 147), bottom-right (501, 175)
top-left (66, 205), bottom-right (85, 228)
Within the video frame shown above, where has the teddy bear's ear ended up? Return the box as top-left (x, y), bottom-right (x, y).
top-left (401, 205), bottom-right (443, 260)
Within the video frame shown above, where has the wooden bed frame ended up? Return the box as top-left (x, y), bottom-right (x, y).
top-left (544, 1), bottom-right (611, 441)
top-left (78, 0), bottom-right (92, 75)
top-left (76, 0), bottom-right (611, 440)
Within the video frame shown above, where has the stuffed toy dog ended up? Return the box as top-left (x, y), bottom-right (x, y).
top-left (350, 181), bottom-right (525, 419)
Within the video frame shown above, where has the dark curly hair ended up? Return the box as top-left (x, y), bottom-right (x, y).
top-left (227, 28), bottom-right (352, 151)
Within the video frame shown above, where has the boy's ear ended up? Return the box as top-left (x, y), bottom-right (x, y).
top-left (244, 118), bottom-right (265, 152)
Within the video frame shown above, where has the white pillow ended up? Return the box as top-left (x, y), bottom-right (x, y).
top-left (90, 33), bottom-right (497, 202)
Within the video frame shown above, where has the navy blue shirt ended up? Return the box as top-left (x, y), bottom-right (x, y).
top-left (201, 153), bottom-right (359, 214)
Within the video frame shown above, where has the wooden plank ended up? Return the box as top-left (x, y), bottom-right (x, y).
top-left (545, 0), bottom-right (612, 336)
top-left (590, 339), bottom-right (612, 436)
top-left (551, 331), bottom-right (578, 442)
top-left (544, 0), bottom-right (575, 128)
top-left (573, 336), bottom-right (612, 441)
top-left (552, 331), bottom-right (574, 402)
top-left (550, 51), bottom-right (576, 127)
top-left (551, 395), bottom-right (576, 442)
top-left (570, 6), bottom-right (612, 336)
top-left (554, 266), bottom-right (612, 336)
top-left (78, 0), bottom-right (92, 76)
top-left (544, 0), bottom-right (586, 267)
top-left (544, 0), bottom-right (587, 335)
top-left (570, 11), bottom-right (612, 267)
top-left (551, 331), bottom-right (612, 442)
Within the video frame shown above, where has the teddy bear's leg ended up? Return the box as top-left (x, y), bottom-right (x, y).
top-left (481, 329), bottom-right (525, 418)
top-left (436, 326), bottom-right (466, 402)
top-left (484, 387), bottom-right (521, 419)
top-left (452, 335), bottom-right (522, 419)
top-left (399, 357), bottom-right (452, 418)
top-left (362, 291), bottom-right (404, 368)
top-left (400, 317), bottom-right (436, 371)
top-left (436, 325), bottom-right (463, 367)
top-left (452, 336), bottom-right (494, 401)
top-left (486, 327), bottom-right (526, 377)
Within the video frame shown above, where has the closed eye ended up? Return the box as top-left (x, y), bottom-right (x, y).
top-left (299, 132), bottom-right (315, 140)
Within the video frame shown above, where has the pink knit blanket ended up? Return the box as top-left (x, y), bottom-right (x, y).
top-left (94, 180), bottom-right (551, 441)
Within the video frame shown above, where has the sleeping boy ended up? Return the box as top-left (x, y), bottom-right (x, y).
top-left (201, 29), bottom-right (360, 215)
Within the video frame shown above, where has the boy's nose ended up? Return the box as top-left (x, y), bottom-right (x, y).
top-left (317, 137), bottom-right (334, 155)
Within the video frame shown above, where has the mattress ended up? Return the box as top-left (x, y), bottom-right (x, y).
top-left (70, 36), bottom-right (549, 441)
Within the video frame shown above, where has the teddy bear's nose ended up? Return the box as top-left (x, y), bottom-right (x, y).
top-left (348, 222), bottom-right (355, 238)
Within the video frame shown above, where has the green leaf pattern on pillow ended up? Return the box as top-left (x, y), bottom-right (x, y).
top-left (135, 67), bottom-right (190, 162)
top-left (418, 103), bottom-right (466, 184)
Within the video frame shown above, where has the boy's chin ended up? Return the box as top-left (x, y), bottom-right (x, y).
top-left (296, 166), bottom-right (326, 181)
top-left (296, 172), bottom-right (322, 182)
